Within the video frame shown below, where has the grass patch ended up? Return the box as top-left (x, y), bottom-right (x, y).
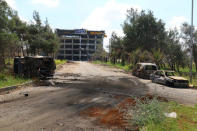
top-left (5, 58), bottom-right (14, 65)
top-left (142, 118), bottom-right (179, 131)
top-left (132, 98), bottom-right (165, 127)
top-left (167, 102), bottom-right (197, 131)
top-left (0, 73), bottom-right (30, 88)
top-left (0, 59), bottom-right (30, 88)
top-left (179, 65), bottom-right (196, 74)
top-left (140, 101), bottom-right (197, 131)
top-left (93, 60), bottom-right (131, 71)
top-left (55, 59), bottom-right (67, 66)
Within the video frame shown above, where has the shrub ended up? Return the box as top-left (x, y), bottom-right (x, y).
top-left (55, 59), bottom-right (67, 65)
top-left (0, 74), bottom-right (7, 81)
top-left (126, 97), bottom-right (165, 128)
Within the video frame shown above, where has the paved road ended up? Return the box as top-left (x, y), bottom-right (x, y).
top-left (0, 62), bottom-right (196, 131)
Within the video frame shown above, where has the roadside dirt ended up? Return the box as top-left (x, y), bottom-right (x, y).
top-left (0, 62), bottom-right (197, 131)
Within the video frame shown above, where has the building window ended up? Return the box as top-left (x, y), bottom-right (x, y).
top-left (60, 45), bottom-right (64, 48)
top-left (65, 50), bottom-right (72, 54)
top-left (81, 40), bottom-right (88, 44)
top-left (65, 45), bottom-right (72, 48)
top-left (96, 40), bottom-right (102, 44)
top-left (65, 39), bottom-right (72, 43)
top-left (65, 56), bottom-right (72, 60)
top-left (81, 35), bottom-right (88, 38)
top-left (97, 35), bottom-right (102, 39)
top-left (89, 35), bottom-right (95, 39)
top-left (81, 51), bottom-right (87, 54)
top-left (81, 45), bottom-right (86, 49)
top-left (57, 56), bottom-right (64, 59)
top-left (89, 40), bottom-right (95, 44)
top-left (58, 50), bottom-right (64, 54)
top-left (89, 50), bottom-right (95, 54)
top-left (73, 50), bottom-right (79, 54)
top-left (60, 39), bottom-right (64, 43)
top-left (73, 39), bottom-right (80, 43)
top-left (73, 45), bottom-right (80, 49)
top-left (89, 45), bottom-right (95, 49)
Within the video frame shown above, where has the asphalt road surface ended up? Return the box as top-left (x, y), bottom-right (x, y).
top-left (0, 62), bottom-right (197, 131)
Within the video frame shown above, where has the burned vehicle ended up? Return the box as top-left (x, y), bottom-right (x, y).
top-left (14, 56), bottom-right (56, 79)
top-left (132, 63), bottom-right (158, 79)
top-left (150, 70), bottom-right (189, 88)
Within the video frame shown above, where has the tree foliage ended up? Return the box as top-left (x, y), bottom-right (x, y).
top-left (181, 23), bottom-right (197, 71)
top-left (0, 0), bottom-right (59, 69)
top-left (92, 44), bottom-right (108, 61)
top-left (0, 0), bottom-right (18, 68)
top-left (123, 9), bottom-right (166, 52)
top-left (109, 8), bottom-right (191, 72)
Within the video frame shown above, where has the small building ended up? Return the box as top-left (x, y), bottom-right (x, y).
top-left (56, 29), bottom-right (106, 61)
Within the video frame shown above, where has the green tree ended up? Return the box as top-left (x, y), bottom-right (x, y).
top-left (192, 30), bottom-right (197, 71)
top-left (123, 9), bottom-right (166, 52)
top-left (165, 29), bottom-right (186, 71)
top-left (151, 48), bottom-right (164, 69)
top-left (109, 32), bottom-right (125, 64)
top-left (0, 0), bottom-right (19, 69)
top-left (26, 11), bottom-right (59, 56)
top-left (181, 23), bottom-right (197, 71)
top-left (92, 44), bottom-right (108, 61)
top-left (10, 11), bottom-right (29, 56)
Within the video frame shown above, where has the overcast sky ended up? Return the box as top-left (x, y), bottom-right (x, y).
top-left (5, 0), bottom-right (197, 49)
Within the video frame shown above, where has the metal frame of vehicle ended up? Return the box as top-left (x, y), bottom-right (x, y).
top-left (14, 56), bottom-right (56, 80)
top-left (150, 70), bottom-right (189, 88)
top-left (132, 63), bottom-right (158, 79)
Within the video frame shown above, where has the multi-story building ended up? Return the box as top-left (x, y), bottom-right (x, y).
top-left (56, 29), bottom-right (106, 61)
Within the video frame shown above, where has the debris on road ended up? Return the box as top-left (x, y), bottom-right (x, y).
top-left (36, 80), bottom-right (55, 86)
top-left (164, 112), bottom-right (177, 118)
top-left (24, 93), bottom-right (29, 97)
top-left (80, 94), bottom-right (168, 129)
top-left (80, 107), bottom-right (126, 128)
top-left (19, 92), bottom-right (29, 97)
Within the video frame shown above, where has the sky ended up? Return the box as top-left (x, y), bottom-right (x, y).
top-left (4, 0), bottom-right (197, 50)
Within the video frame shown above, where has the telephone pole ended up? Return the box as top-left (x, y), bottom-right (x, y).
top-left (190, 0), bottom-right (194, 83)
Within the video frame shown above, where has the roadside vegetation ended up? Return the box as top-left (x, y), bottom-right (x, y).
top-left (0, 59), bottom-right (66, 89)
top-left (0, 0), bottom-right (60, 88)
top-left (0, 73), bottom-right (29, 88)
top-left (93, 60), bottom-right (130, 71)
top-left (91, 8), bottom-right (197, 130)
top-left (0, 0), bottom-right (60, 71)
top-left (139, 101), bottom-right (197, 131)
top-left (93, 8), bottom-right (197, 86)
top-left (0, 60), bottom-right (30, 88)
top-left (55, 59), bottom-right (67, 66)
top-left (94, 60), bottom-right (197, 87)
top-left (123, 97), bottom-right (197, 131)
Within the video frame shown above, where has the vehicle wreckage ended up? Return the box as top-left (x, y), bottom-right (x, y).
top-left (14, 56), bottom-right (56, 80)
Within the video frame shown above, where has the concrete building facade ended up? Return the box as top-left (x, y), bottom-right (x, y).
top-left (56, 29), bottom-right (105, 61)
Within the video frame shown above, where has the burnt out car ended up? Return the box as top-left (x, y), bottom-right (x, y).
top-left (132, 63), bottom-right (158, 79)
top-left (150, 70), bottom-right (189, 88)
top-left (14, 56), bottom-right (56, 79)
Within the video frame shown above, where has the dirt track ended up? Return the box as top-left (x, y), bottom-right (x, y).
top-left (0, 62), bottom-right (197, 131)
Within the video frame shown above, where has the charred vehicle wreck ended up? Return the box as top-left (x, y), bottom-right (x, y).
top-left (14, 56), bottom-right (56, 80)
